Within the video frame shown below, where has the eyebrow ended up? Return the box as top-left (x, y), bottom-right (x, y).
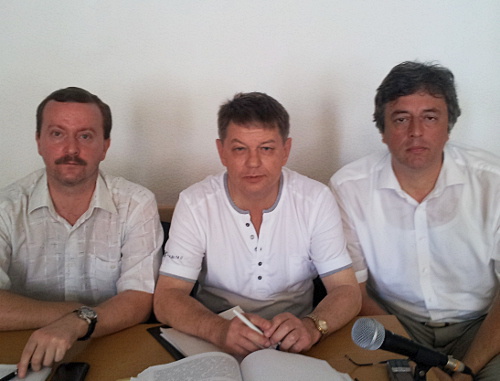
top-left (46, 124), bottom-right (98, 132)
top-left (230, 138), bottom-right (277, 145)
top-left (390, 108), bottom-right (441, 116)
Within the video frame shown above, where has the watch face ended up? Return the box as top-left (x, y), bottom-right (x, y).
top-left (79, 306), bottom-right (97, 320)
top-left (318, 320), bottom-right (328, 332)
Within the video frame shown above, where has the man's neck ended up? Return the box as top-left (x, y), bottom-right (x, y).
top-left (228, 185), bottom-right (280, 236)
top-left (393, 163), bottom-right (442, 203)
top-left (48, 178), bottom-right (97, 226)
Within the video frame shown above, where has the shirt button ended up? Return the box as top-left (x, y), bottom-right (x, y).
top-left (258, 276), bottom-right (262, 280)
top-left (245, 223), bottom-right (250, 227)
top-left (250, 235), bottom-right (255, 239)
top-left (254, 247), bottom-right (257, 252)
top-left (258, 262), bottom-right (262, 266)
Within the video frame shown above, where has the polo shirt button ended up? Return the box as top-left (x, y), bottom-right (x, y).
top-left (246, 223), bottom-right (250, 227)
top-left (258, 276), bottom-right (262, 280)
top-left (258, 262), bottom-right (262, 266)
top-left (250, 235), bottom-right (255, 239)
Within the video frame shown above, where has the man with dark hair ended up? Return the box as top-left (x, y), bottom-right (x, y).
top-left (154, 92), bottom-right (360, 357)
top-left (330, 62), bottom-right (499, 380)
top-left (0, 87), bottom-right (163, 377)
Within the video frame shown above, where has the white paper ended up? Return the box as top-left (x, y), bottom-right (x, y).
top-left (240, 349), bottom-right (353, 381)
top-left (134, 352), bottom-right (242, 381)
top-left (159, 306), bottom-right (244, 357)
top-left (0, 365), bottom-right (51, 381)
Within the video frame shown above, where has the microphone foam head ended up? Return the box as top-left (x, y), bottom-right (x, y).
top-left (351, 317), bottom-right (386, 350)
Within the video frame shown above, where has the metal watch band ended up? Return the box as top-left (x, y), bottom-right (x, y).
top-left (305, 314), bottom-right (328, 336)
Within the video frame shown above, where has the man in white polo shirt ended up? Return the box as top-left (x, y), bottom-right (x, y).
top-left (330, 61), bottom-right (499, 380)
top-left (154, 92), bottom-right (360, 357)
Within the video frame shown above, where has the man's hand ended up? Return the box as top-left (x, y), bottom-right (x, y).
top-left (220, 313), bottom-right (272, 357)
top-left (432, 368), bottom-right (475, 381)
top-left (264, 312), bottom-right (319, 353)
top-left (17, 312), bottom-right (87, 378)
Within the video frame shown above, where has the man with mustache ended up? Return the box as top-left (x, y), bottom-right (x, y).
top-left (0, 87), bottom-right (163, 378)
top-left (154, 92), bottom-right (361, 357)
top-left (329, 62), bottom-right (499, 380)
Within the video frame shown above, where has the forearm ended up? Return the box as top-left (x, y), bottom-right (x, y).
top-left (311, 283), bottom-right (361, 335)
top-left (92, 290), bottom-right (153, 337)
top-left (154, 287), bottom-right (228, 347)
top-left (358, 281), bottom-right (388, 316)
top-left (0, 290), bottom-right (81, 330)
top-left (460, 293), bottom-right (500, 375)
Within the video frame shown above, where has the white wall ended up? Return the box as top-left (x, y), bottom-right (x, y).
top-left (1, 1), bottom-right (499, 206)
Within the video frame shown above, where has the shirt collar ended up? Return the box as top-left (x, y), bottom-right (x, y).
top-left (224, 171), bottom-right (284, 214)
top-left (92, 172), bottom-right (118, 214)
top-left (376, 144), bottom-right (466, 194)
top-left (27, 170), bottom-right (117, 216)
top-left (28, 171), bottom-right (53, 214)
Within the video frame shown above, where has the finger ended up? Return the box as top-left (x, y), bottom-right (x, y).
top-left (18, 339), bottom-right (38, 377)
top-left (232, 319), bottom-right (270, 349)
top-left (267, 318), bottom-right (299, 344)
top-left (264, 312), bottom-right (295, 338)
top-left (274, 328), bottom-right (300, 351)
top-left (42, 343), bottom-right (57, 368)
top-left (54, 345), bottom-right (68, 363)
top-left (246, 313), bottom-right (272, 332)
top-left (29, 343), bottom-right (47, 372)
top-left (239, 335), bottom-right (266, 353)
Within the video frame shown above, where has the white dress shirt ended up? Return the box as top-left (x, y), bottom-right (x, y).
top-left (330, 142), bottom-right (500, 323)
top-left (0, 169), bottom-right (163, 306)
top-left (160, 167), bottom-right (352, 319)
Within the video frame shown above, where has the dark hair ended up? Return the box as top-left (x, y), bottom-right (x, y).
top-left (36, 87), bottom-right (112, 139)
top-left (217, 92), bottom-right (290, 142)
top-left (374, 61), bottom-right (461, 133)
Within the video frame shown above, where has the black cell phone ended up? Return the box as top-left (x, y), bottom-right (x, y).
top-left (51, 362), bottom-right (90, 381)
top-left (386, 359), bottom-right (413, 381)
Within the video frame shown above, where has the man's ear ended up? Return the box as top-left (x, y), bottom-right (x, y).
top-left (282, 137), bottom-right (292, 165)
top-left (101, 138), bottom-right (111, 161)
top-left (216, 139), bottom-right (226, 166)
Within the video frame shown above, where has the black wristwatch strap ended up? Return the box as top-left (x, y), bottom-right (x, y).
top-left (73, 307), bottom-right (98, 341)
top-left (77, 320), bottom-right (96, 341)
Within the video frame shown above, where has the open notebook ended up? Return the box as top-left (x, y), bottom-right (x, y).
top-left (131, 349), bottom-right (352, 381)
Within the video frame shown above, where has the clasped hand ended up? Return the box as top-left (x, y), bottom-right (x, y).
top-left (222, 312), bottom-right (316, 357)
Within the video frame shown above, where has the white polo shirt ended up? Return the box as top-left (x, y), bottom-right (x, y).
top-left (160, 167), bottom-right (352, 319)
top-left (0, 169), bottom-right (163, 306)
top-left (329, 142), bottom-right (500, 323)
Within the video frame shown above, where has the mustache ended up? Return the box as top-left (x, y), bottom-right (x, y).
top-left (55, 155), bottom-right (87, 166)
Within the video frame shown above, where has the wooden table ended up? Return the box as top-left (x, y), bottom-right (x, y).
top-left (0, 315), bottom-right (437, 381)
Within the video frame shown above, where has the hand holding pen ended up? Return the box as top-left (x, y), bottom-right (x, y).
top-left (233, 310), bottom-right (280, 350)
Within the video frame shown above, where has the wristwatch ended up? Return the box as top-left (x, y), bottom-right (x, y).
top-left (73, 306), bottom-right (98, 341)
top-left (305, 314), bottom-right (329, 337)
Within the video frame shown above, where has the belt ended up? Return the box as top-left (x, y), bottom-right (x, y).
top-left (423, 321), bottom-right (451, 328)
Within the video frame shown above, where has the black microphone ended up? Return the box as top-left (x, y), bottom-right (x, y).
top-left (351, 318), bottom-right (473, 375)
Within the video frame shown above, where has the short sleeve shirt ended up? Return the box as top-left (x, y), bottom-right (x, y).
top-left (0, 169), bottom-right (163, 306)
top-left (160, 167), bottom-right (352, 319)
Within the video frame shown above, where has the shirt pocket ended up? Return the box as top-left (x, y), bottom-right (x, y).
top-left (86, 254), bottom-right (121, 303)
